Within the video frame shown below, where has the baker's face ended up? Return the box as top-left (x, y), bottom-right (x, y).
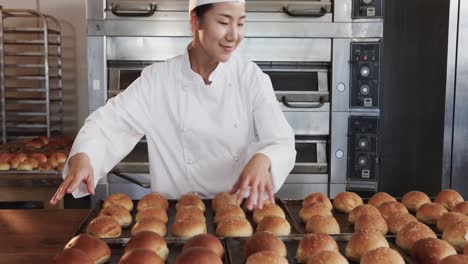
top-left (192, 2), bottom-right (245, 62)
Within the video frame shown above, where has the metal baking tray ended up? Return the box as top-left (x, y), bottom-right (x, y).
top-left (74, 199), bottom-right (216, 241)
top-left (75, 198), bottom-right (303, 241)
top-left (226, 234), bottom-right (416, 264)
top-left (279, 198), bottom-right (442, 236)
top-left (105, 237), bottom-right (230, 264)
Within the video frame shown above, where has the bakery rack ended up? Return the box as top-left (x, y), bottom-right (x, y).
top-left (0, 6), bottom-right (63, 144)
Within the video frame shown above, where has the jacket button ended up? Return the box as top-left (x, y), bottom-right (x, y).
top-left (187, 160), bottom-right (193, 165)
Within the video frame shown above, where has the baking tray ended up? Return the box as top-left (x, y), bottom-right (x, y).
top-left (75, 198), bottom-right (303, 240)
top-left (279, 198), bottom-right (442, 236)
top-left (226, 234), bottom-right (416, 264)
top-left (105, 237), bottom-right (230, 264)
top-left (74, 199), bottom-right (217, 241)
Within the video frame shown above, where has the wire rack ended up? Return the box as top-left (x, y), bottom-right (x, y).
top-left (0, 6), bottom-right (63, 144)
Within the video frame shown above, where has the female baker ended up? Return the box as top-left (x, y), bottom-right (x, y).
top-left (50, 0), bottom-right (296, 210)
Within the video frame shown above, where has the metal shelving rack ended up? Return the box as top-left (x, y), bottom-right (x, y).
top-left (0, 6), bottom-right (63, 144)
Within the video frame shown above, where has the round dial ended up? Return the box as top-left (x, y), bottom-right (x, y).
top-left (360, 66), bottom-right (370, 77)
top-left (358, 156), bottom-right (368, 167)
top-left (360, 85), bottom-right (370, 95)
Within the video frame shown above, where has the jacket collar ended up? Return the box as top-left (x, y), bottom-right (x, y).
top-left (181, 43), bottom-right (225, 85)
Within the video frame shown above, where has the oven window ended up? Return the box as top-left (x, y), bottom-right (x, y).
top-left (119, 70), bottom-right (142, 90)
top-left (296, 142), bottom-right (318, 163)
top-left (266, 71), bottom-right (319, 92)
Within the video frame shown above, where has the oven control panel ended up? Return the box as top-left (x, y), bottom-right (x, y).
top-left (350, 42), bottom-right (381, 108)
top-left (353, 0), bottom-right (383, 18)
top-left (347, 116), bottom-right (379, 181)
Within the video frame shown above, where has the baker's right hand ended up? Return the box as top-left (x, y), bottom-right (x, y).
top-left (49, 153), bottom-right (94, 205)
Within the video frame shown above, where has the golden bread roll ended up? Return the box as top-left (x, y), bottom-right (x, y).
top-left (216, 216), bottom-right (252, 237)
top-left (39, 136), bottom-right (49, 144)
top-left (99, 205), bottom-right (132, 227)
top-left (306, 250), bottom-right (348, 264)
top-left (355, 214), bottom-right (388, 235)
top-left (9, 158), bottom-right (20, 169)
top-left (25, 158), bottom-right (39, 169)
top-left (58, 163), bottom-right (65, 171)
top-left (246, 250), bottom-right (289, 264)
top-left (378, 201), bottom-right (408, 220)
top-left (25, 140), bottom-right (43, 149)
top-left (436, 189), bottom-right (464, 211)
top-left (171, 217), bottom-right (207, 237)
top-left (135, 207), bottom-right (168, 223)
top-left (333, 192), bottom-right (363, 213)
top-left (386, 212), bottom-right (418, 234)
top-left (305, 215), bottom-right (340, 235)
top-left (396, 221), bottom-right (437, 252)
top-left (244, 231), bottom-right (287, 257)
top-left (29, 153), bottom-right (47, 163)
top-left (182, 234), bottom-right (224, 258)
top-left (348, 204), bottom-right (381, 224)
top-left (257, 215), bottom-right (291, 236)
top-left (38, 161), bottom-right (53, 170)
top-left (86, 216), bottom-right (122, 238)
top-left (53, 248), bottom-right (94, 264)
top-left (175, 247), bottom-right (222, 264)
top-left (17, 160), bottom-right (34, 170)
top-left (124, 231), bottom-right (169, 260)
top-left (253, 203), bottom-right (285, 224)
top-left (47, 157), bottom-right (59, 168)
top-left (104, 193), bottom-right (133, 211)
top-left (368, 192), bottom-right (397, 208)
top-left (176, 193), bottom-right (205, 212)
top-left (442, 219), bottom-right (468, 251)
top-left (299, 203), bottom-right (332, 223)
top-left (416, 202), bottom-right (449, 224)
top-left (50, 152), bottom-right (67, 163)
top-left (437, 212), bottom-right (467, 232)
top-left (345, 228), bottom-right (389, 262)
top-left (14, 153), bottom-right (28, 162)
top-left (212, 192), bottom-right (239, 213)
top-left (411, 238), bottom-right (457, 264)
top-left (0, 162), bottom-right (10, 170)
top-left (64, 234), bottom-right (111, 264)
top-left (296, 233), bottom-right (339, 263)
top-left (0, 153), bottom-right (13, 162)
top-left (119, 248), bottom-right (164, 264)
top-left (214, 204), bottom-right (245, 224)
top-left (453, 202), bottom-right (468, 215)
top-left (402, 191), bottom-right (431, 212)
top-left (131, 217), bottom-right (167, 237)
top-left (137, 193), bottom-right (169, 211)
top-left (303, 192), bottom-right (333, 210)
top-left (174, 206), bottom-right (205, 222)
top-left (440, 254), bottom-right (468, 264)
top-left (360, 247), bottom-right (404, 264)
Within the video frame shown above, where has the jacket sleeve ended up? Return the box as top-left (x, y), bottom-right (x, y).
top-left (251, 68), bottom-right (297, 193)
top-left (63, 67), bottom-right (153, 198)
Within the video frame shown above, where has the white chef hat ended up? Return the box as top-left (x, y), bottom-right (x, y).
top-left (189, 0), bottom-right (245, 12)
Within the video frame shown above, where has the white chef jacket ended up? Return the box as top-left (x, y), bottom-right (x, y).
top-left (65, 46), bottom-right (296, 199)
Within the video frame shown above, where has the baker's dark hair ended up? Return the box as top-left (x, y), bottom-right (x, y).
top-left (192, 4), bottom-right (213, 19)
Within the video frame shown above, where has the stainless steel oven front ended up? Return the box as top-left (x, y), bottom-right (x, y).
top-left (87, 0), bottom-right (384, 201)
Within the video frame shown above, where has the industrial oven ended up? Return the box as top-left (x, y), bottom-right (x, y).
top-left (86, 0), bottom-right (384, 203)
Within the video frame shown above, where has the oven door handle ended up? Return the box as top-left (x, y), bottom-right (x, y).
top-left (282, 6), bottom-right (327, 17)
top-left (281, 96), bottom-right (325, 108)
top-left (110, 171), bottom-right (151, 188)
top-left (111, 4), bottom-right (157, 17)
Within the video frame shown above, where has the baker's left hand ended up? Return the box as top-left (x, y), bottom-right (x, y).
top-left (230, 153), bottom-right (274, 211)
